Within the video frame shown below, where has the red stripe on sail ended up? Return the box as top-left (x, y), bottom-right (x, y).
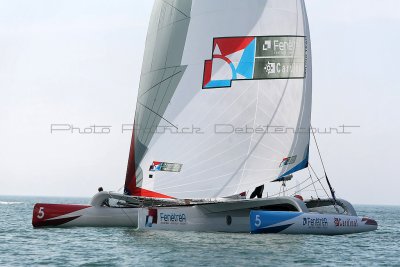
top-left (124, 122), bottom-right (174, 199)
top-left (203, 60), bottom-right (212, 87)
top-left (133, 187), bottom-right (174, 199)
top-left (124, 120), bottom-right (137, 195)
top-left (213, 37), bottom-right (255, 56)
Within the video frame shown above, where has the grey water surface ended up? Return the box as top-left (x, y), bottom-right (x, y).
top-left (0, 196), bottom-right (398, 266)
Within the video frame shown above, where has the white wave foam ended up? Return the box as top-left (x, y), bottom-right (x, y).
top-left (0, 201), bottom-right (24, 205)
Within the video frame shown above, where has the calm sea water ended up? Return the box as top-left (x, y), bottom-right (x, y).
top-left (0, 196), bottom-right (399, 266)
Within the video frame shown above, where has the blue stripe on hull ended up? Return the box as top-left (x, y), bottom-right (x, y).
top-left (252, 223), bottom-right (294, 234)
top-left (250, 210), bottom-right (302, 234)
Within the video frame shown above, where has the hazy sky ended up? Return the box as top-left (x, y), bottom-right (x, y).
top-left (0, 0), bottom-right (399, 205)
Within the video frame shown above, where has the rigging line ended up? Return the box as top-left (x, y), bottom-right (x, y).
top-left (300, 189), bottom-right (329, 194)
top-left (106, 191), bottom-right (137, 225)
top-left (161, 0), bottom-right (190, 18)
top-left (287, 176), bottom-right (312, 195)
top-left (291, 179), bottom-right (324, 196)
top-left (120, 205), bottom-right (138, 227)
top-left (142, 65), bottom-right (182, 75)
top-left (116, 185), bottom-right (124, 194)
top-left (307, 166), bottom-right (320, 199)
top-left (139, 70), bottom-right (183, 98)
top-left (308, 163), bottom-right (330, 199)
top-left (137, 101), bottom-right (178, 129)
top-left (278, 173), bottom-right (327, 198)
top-left (141, 19), bottom-right (182, 144)
top-left (269, 175), bottom-right (312, 198)
top-left (157, 17), bottom-right (190, 33)
top-left (143, 67), bottom-right (178, 145)
top-left (310, 126), bottom-right (337, 202)
top-left (275, 175), bottom-right (312, 196)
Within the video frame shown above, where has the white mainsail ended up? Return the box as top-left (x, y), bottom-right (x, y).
top-left (125, 0), bottom-right (312, 199)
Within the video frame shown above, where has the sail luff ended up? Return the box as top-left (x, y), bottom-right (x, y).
top-left (124, 121), bottom-right (136, 195)
top-left (276, 0), bottom-right (312, 178)
top-left (124, 0), bottom-right (193, 197)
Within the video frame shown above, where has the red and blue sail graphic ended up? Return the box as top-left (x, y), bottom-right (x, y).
top-left (203, 37), bottom-right (256, 89)
top-left (149, 161), bottom-right (162, 171)
top-left (203, 36), bottom-right (305, 89)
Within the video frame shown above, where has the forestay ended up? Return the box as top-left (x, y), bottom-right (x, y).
top-left (125, 0), bottom-right (312, 199)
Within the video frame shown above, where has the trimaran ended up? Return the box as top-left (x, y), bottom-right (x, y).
top-left (32, 0), bottom-right (377, 234)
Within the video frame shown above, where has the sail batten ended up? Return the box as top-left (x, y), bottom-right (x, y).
top-left (125, 0), bottom-right (312, 199)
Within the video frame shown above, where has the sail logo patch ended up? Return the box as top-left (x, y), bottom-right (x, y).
top-left (145, 208), bottom-right (158, 227)
top-left (203, 37), bottom-right (256, 88)
top-left (159, 212), bottom-right (187, 225)
top-left (203, 36), bottom-right (305, 89)
top-left (279, 155), bottom-right (297, 167)
top-left (303, 217), bottom-right (328, 228)
top-left (149, 161), bottom-right (183, 172)
top-left (334, 217), bottom-right (359, 227)
top-left (146, 209), bottom-right (187, 227)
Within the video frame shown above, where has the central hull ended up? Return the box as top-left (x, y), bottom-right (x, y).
top-left (32, 195), bottom-right (378, 235)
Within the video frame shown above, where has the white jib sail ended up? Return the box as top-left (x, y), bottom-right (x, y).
top-left (125, 0), bottom-right (312, 199)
